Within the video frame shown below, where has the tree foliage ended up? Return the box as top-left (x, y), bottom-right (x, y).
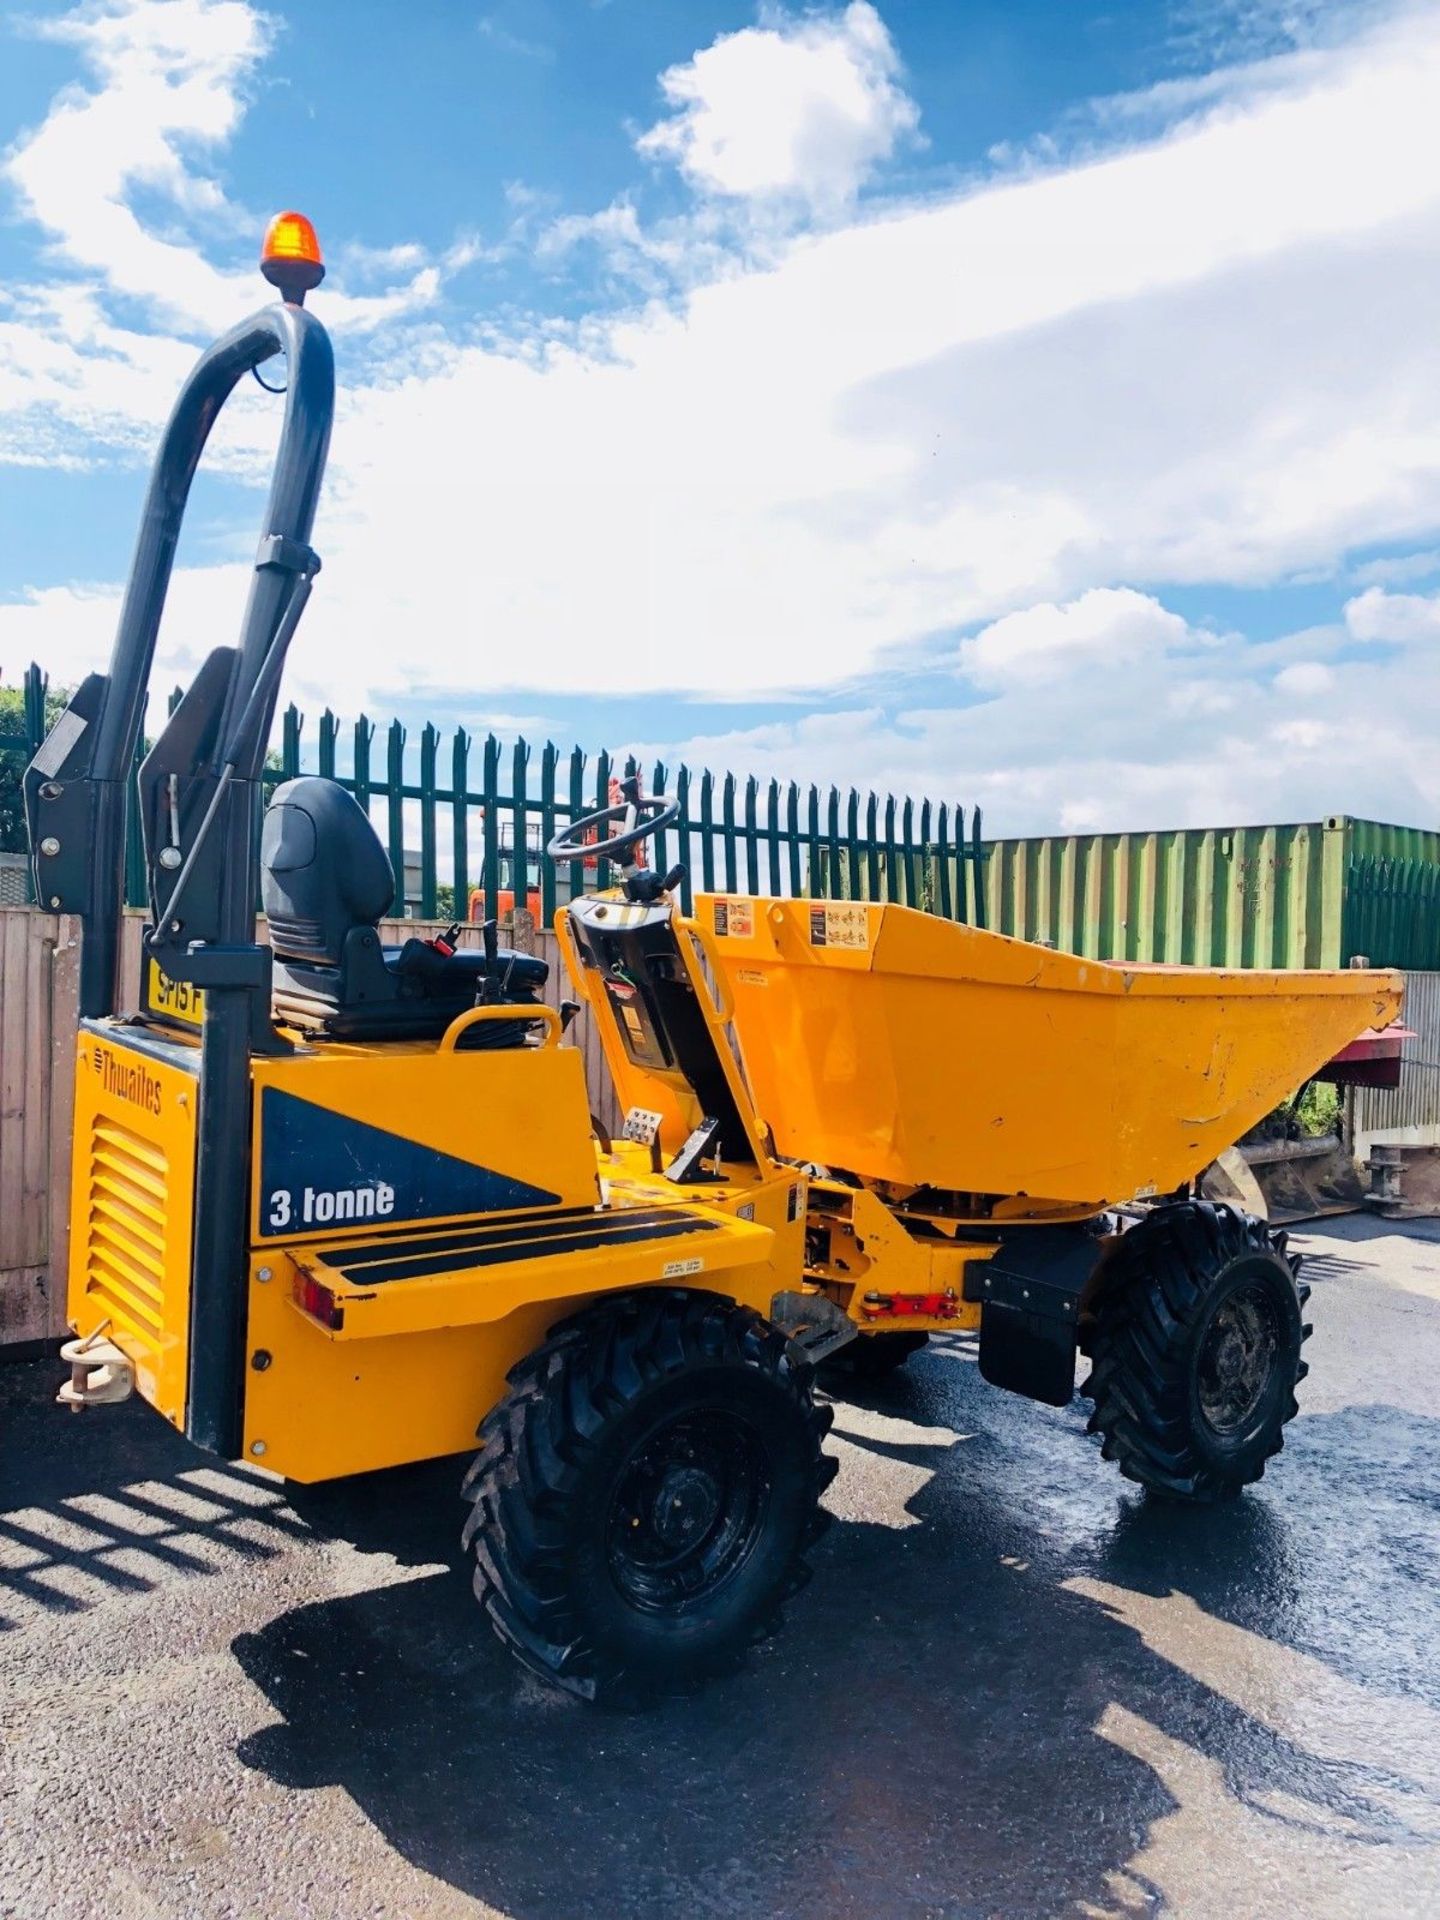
top-left (0, 679), bottom-right (72, 853)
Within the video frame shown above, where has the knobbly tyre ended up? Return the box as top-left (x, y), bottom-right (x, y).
top-left (28, 214), bottom-right (1402, 1702)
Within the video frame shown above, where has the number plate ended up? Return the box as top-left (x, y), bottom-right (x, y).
top-left (146, 959), bottom-right (205, 1029)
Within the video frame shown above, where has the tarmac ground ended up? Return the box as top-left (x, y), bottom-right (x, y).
top-left (2, 1211), bottom-right (1438, 1919)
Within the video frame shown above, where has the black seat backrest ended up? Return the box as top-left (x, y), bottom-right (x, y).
top-left (262, 776), bottom-right (393, 965)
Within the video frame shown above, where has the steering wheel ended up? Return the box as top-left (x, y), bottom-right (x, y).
top-left (547, 794), bottom-right (680, 866)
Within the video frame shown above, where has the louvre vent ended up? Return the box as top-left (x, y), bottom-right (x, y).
top-left (83, 1117), bottom-right (170, 1355)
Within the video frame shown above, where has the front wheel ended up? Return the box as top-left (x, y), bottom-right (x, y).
top-left (1081, 1202), bottom-right (1309, 1502)
top-left (461, 1290), bottom-right (836, 1700)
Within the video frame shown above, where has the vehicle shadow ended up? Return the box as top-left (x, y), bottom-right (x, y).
top-left (0, 1358), bottom-right (310, 1633)
top-left (234, 1355), bottom-right (1440, 1920)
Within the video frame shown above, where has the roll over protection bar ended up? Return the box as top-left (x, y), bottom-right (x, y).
top-left (25, 288), bottom-right (334, 1459)
top-left (26, 300), bottom-right (334, 1018)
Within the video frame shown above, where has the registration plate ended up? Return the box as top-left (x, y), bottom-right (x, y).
top-left (147, 959), bottom-right (205, 1029)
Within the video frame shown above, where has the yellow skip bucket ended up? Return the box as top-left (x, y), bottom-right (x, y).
top-left (698, 896), bottom-right (1402, 1208)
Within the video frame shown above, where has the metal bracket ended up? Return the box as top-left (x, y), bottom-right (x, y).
top-left (770, 1290), bottom-right (858, 1366)
top-left (255, 533), bottom-right (320, 576)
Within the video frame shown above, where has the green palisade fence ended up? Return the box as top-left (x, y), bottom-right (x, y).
top-left (2, 664), bottom-right (983, 924)
top-left (8, 662), bottom-right (1440, 964)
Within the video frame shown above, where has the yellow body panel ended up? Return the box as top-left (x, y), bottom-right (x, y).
top-left (702, 895), bottom-right (1403, 1207)
top-left (248, 1040), bottom-right (600, 1246)
top-left (807, 1181), bottom-right (986, 1332)
top-left (246, 1155), bottom-right (803, 1481)
top-left (66, 1010), bottom-right (805, 1481)
top-left (67, 1026), bottom-right (199, 1426)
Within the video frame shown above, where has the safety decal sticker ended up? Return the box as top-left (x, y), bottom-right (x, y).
top-left (819, 904), bottom-right (869, 950)
top-left (662, 1257), bottom-right (704, 1279)
top-left (258, 1088), bottom-right (562, 1237)
top-left (713, 897), bottom-right (753, 938)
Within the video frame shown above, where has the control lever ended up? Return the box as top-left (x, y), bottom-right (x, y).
top-left (478, 917), bottom-right (500, 1004)
top-left (625, 861), bottom-right (687, 906)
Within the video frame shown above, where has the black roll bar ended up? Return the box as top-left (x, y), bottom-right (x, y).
top-left (68, 301), bottom-right (333, 1016)
top-left (25, 293), bottom-right (335, 1459)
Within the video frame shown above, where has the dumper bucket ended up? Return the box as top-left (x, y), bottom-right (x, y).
top-left (700, 897), bottom-right (1403, 1208)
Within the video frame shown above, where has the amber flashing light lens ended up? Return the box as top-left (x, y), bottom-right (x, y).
top-left (261, 211), bottom-right (323, 269)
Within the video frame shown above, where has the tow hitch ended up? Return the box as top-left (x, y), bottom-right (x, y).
top-left (57, 1328), bottom-right (135, 1412)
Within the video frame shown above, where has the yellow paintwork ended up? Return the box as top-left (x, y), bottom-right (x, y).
top-left (555, 903), bottom-right (770, 1164)
top-left (71, 873), bottom-right (1400, 1468)
top-left (66, 1028), bottom-right (199, 1427)
top-left (66, 1005), bottom-right (804, 1480)
top-left (806, 1179), bottom-right (986, 1332)
top-left (700, 895), bottom-right (1403, 1209)
top-left (244, 1147), bottom-right (803, 1481)
top-left (248, 1038), bottom-right (600, 1245)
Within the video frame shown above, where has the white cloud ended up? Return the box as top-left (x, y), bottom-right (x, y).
top-left (959, 588), bottom-right (1190, 689)
top-left (1272, 659), bottom-right (1334, 695)
top-left (7, 0), bottom-right (1440, 841)
top-left (626, 580), bottom-right (1440, 836)
top-left (4, 0), bottom-right (440, 342)
top-left (1349, 546), bottom-right (1440, 585)
top-left (1344, 584), bottom-right (1440, 641)
top-left (636, 2), bottom-right (919, 211)
top-left (7, 0), bottom-right (271, 334)
top-left (287, 0), bottom-right (1440, 707)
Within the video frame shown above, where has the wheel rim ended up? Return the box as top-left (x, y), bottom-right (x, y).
top-left (1195, 1281), bottom-right (1282, 1438)
top-left (607, 1411), bottom-right (769, 1615)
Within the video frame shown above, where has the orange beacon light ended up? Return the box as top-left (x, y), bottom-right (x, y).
top-left (260, 211), bottom-right (325, 303)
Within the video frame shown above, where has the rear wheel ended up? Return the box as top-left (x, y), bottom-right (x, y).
top-left (1081, 1201), bottom-right (1308, 1502)
top-left (461, 1290), bottom-right (836, 1700)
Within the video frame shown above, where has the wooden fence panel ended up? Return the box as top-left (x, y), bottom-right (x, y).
top-left (0, 909), bottom-right (80, 1344)
top-left (1, 905), bottom-right (619, 1347)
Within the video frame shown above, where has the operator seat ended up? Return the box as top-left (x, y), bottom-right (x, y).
top-left (261, 776), bottom-right (547, 1041)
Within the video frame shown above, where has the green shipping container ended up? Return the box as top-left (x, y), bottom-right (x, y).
top-left (967, 816), bottom-right (1440, 971)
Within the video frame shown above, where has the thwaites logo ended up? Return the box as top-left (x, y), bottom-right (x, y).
top-left (267, 1183), bottom-right (396, 1231)
top-left (91, 1044), bottom-right (163, 1116)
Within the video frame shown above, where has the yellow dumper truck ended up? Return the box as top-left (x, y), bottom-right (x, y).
top-left (27, 216), bottom-right (1401, 1699)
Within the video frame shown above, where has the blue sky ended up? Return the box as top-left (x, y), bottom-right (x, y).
top-left (3, 0), bottom-right (1440, 836)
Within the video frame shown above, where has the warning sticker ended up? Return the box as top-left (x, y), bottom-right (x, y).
top-left (736, 968), bottom-right (769, 987)
top-left (812, 903), bottom-right (870, 949)
top-left (662, 1257), bottom-right (704, 1279)
top-left (713, 897), bottom-right (753, 938)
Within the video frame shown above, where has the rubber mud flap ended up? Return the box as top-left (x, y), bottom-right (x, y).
top-left (978, 1301), bottom-right (1077, 1407)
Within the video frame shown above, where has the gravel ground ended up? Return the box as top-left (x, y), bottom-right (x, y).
top-left (2, 1211), bottom-right (1438, 1920)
